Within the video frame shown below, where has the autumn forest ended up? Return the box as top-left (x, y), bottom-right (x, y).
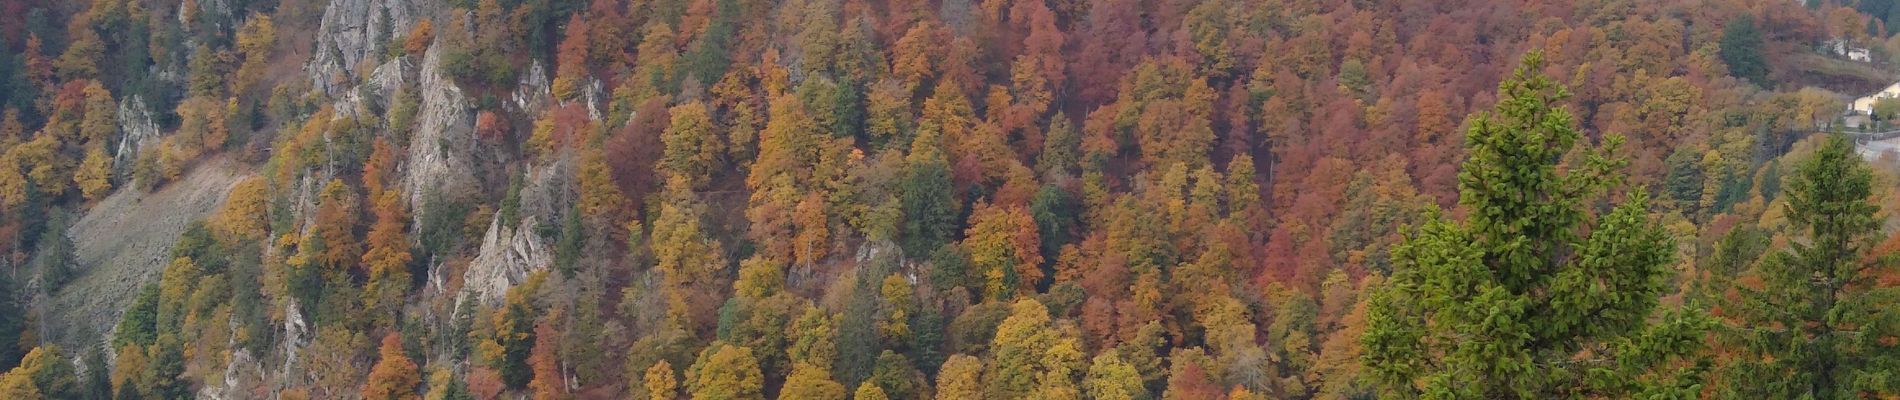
top-left (0, 0), bottom-right (1897, 399)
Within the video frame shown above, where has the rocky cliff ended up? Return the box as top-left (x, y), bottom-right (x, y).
top-left (113, 95), bottom-right (161, 168)
top-left (308, 0), bottom-right (422, 96)
top-left (401, 42), bottom-right (482, 221)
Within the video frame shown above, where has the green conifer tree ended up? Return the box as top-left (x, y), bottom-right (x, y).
top-left (1726, 135), bottom-right (1899, 398)
top-left (1360, 52), bottom-right (1711, 399)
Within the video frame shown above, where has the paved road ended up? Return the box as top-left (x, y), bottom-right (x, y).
top-left (1819, 127), bottom-right (1900, 161)
top-left (1859, 136), bottom-right (1900, 161)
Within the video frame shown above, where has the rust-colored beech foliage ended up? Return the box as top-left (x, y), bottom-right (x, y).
top-left (1, 0), bottom-right (1895, 398)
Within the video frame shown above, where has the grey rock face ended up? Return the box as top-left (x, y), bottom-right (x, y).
top-left (332, 57), bottom-right (412, 121)
top-left (519, 156), bottom-right (573, 227)
top-left (514, 61), bottom-right (554, 116)
top-left (114, 95), bottom-right (161, 167)
top-left (309, 0), bottom-right (419, 96)
top-left (279, 300), bottom-right (309, 380)
top-left (583, 78), bottom-right (606, 121)
top-left (461, 214), bottom-right (552, 305)
top-left (402, 42), bottom-right (480, 219)
top-left (460, 159), bottom-right (568, 305)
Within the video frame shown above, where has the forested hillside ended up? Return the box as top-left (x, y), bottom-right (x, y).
top-left (0, 0), bottom-right (1898, 398)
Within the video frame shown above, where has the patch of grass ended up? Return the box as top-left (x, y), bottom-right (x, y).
top-left (1784, 52), bottom-right (1894, 93)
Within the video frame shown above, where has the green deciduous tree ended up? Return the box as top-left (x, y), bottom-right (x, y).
top-left (1084, 350), bottom-right (1145, 400)
top-left (786, 305), bottom-right (838, 370)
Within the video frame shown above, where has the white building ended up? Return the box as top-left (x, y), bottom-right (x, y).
top-left (1849, 81), bottom-right (1900, 114)
top-left (1827, 38), bottom-right (1874, 62)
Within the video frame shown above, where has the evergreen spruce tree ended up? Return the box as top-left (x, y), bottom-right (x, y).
top-left (1726, 135), bottom-right (1899, 398)
top-left (901, 159), bottom-right (958, 257)
top-left (1360, 52), bottom-right (1711, 399)
top-left (1720, 15), bottom-right (1769, 87)
top-left (0, 271), bottom-right (21, 372)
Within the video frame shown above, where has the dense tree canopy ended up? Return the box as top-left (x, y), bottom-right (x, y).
top-left (0, 0), bottom-right (1895, 399)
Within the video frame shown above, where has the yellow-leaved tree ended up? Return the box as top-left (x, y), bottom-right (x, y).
top-left (645, 360), bottom-right (678, 400)
top-left (73, 144), bottom-right (111, 201)
top-left (932, 355), bottom-right (983, 400)
top-left (685, 343), bottom-right (763, 400)
top-left (963, 202), bottom-right (1042, 300)
top-left (776, 362), bottom-right (845, 400)
top-left (212, 177), bottom-right (269, 241)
